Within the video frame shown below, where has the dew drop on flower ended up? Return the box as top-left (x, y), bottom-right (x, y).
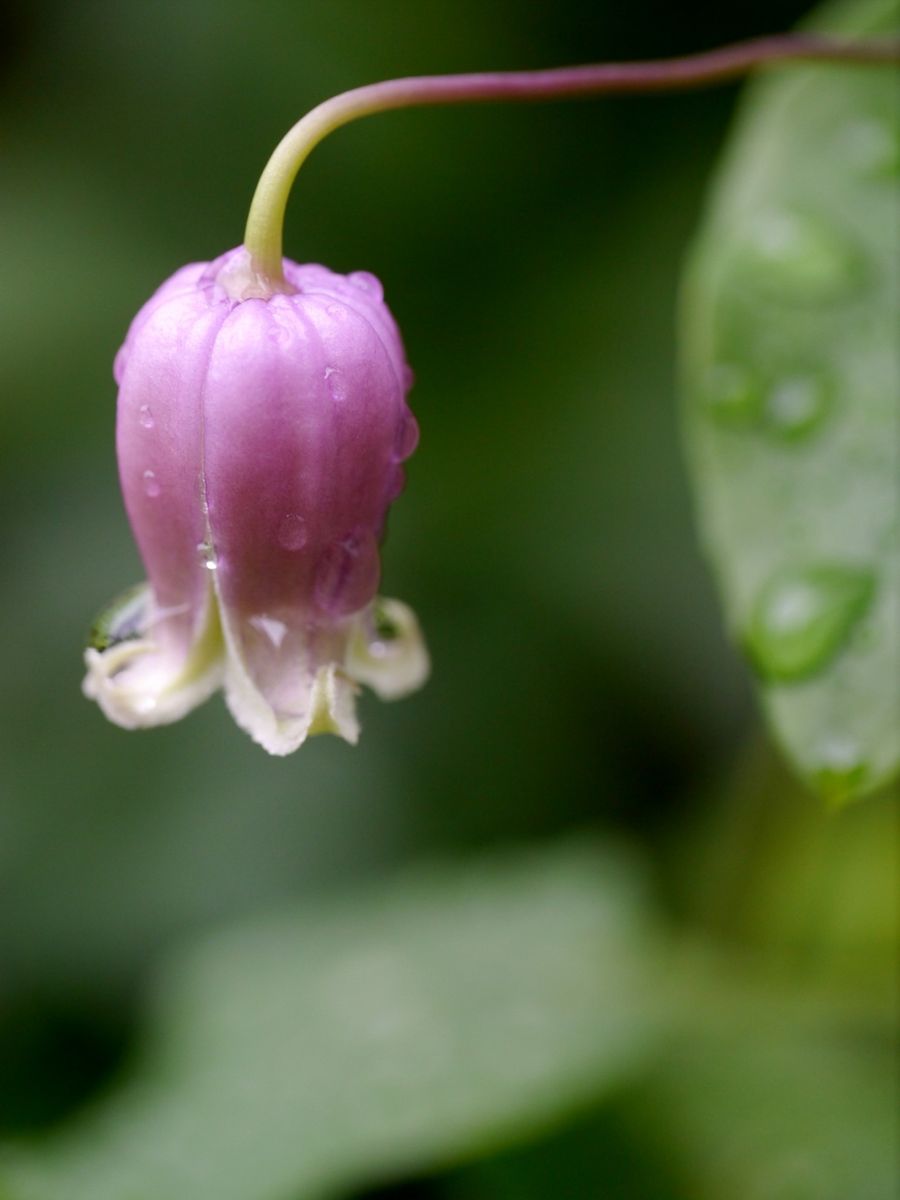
top-left (394, 412), bottom-right (420, 460)
top-left (142, 469), bottom-right (161, 498)
top-left (277, 513), bottom-right (308, 552)
top-left (324, 366), bottom-right (349, 403)
top-left (139, 404), bottom-right (155, 429)
top-left (836, 115), bottom-right (900, 179)
top-left (348, 270), bottom-right (384, 301)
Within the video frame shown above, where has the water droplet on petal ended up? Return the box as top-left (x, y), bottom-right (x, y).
top-left (348, 270), bottom-right (384, 301)
top-left (142, 469), bottom-right (161, 499)
top-left (393, 412), bottom-right (420, 460)
top-left (278, 513), bottom-right (308, 552)
top-left (196, 540), bottom-right (218, 571)
top-left (742, 209), bottom-right (863, 302)
top-left (139, 405), bottom-right (155, 429)
top-left (764, 373), bottom-right (831, 441)
top-left (267, 321), bottom-right (292, 347)
top-left (385, 464), bottom-right (406, 502)
top-left (315, 530), bottom-right (380, 616)
top-left (745, 564), bottom-right (875, 682)
top-left (325, 366), bottom-right (348, 403)
top-left (703, 364), bottom-right (761, 426)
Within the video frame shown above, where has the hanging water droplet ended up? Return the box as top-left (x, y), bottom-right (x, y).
top-left (764, 373), bottom-right (831, 441)
top-left (812, 736), bottom-right (868, 805)
top-left (139, 404), bottom-right (155, 429)
top-left (742, 209), bottom-right (863, 302)
top-left (703, 364), bottom-right (761, 426)
top-left (745, 564), bottom-right (875, 682)
top-left (393, 411), bottom-right (420, 459)
top-left (325, 366), bottom-right (348, 403)
top-left (278, 513), bottom-right (308, 551)
top-left (348, 271), bottom-right (384, 301)
top-left (385, 464), bottom-right (406, 502)
top-left (196, 540), bottom-right (218, 570)
top-left (142, 469), bottom-right (161, 498)
top-left (315, 530), bottom-right (380, 615)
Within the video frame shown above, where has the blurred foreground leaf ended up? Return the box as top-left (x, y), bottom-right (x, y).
top-left (0, 839), bottom-right (660, 1200)
top-left (680, 0), bottom-right (900, 803)
top-left (642, 1002), bottom-right (898, 1200)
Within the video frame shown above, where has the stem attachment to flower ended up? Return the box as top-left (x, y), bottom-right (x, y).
top-left (243, 32), bottom-right (900, 289)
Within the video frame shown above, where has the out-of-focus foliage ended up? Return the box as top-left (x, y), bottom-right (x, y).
top-left (681, 0), bottom-right (900, 803)
top-left (0, 0), bottom-right (896, 1197)
top-left (1, 842), bottom-right (660, 1199)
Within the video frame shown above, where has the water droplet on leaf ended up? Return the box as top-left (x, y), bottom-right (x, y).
top-left (742, 209), bottom-right (863, 302)
top-left (745, 564), bottom-right (875, 682)
top-left (703, 364), bottom-right (762, 426)
top-left (764, 373), bottom-right (831, 441)
top-left (812, 736), bottom-right (869, 805)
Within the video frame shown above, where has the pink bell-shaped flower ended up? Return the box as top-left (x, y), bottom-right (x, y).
top-left (83, 247), bottom-right (428, 754)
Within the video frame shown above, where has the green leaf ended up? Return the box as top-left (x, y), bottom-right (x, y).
top-left (0, 840), bottom-right (660, 1200)
top-left (680, 0), bottom-right (900, 803)
top-left (641, 1010), bottom-right (898, 1200)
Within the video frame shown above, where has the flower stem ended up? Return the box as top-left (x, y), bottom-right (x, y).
top-left (244, 32), bottom-right (900, 287)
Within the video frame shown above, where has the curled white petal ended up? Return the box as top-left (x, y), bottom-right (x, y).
top-left (82, 600), bottom-right (224, 729)
top-left (345, 597), bottom-right (430, 700)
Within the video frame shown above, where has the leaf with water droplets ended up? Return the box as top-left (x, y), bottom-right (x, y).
top-left (0, 840), bottom-right (661, 1200)
top-left (680, 0), bottom-right (900, 803)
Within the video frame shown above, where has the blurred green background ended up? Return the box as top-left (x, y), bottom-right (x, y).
top-left (0, 2), bottom-right (896, 1198)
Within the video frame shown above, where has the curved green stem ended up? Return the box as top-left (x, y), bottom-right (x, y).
top-left (244, 32), bottom-right (900, 288)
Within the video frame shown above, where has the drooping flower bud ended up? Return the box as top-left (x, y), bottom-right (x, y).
top-left (83, 246), bottom-right (428, 754)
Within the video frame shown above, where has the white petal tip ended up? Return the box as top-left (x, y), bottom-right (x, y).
top-left (82, 639), bottom-right (223, 730)
top-left (346, 597), bottom-right (430, 701)
top-left (224, 663), bottom-right (360, 756)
